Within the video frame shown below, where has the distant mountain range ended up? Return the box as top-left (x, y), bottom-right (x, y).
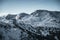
top-left (1, 10), bottom-right (60, 27)
top-left (0, 10), bottom-right (60, 40)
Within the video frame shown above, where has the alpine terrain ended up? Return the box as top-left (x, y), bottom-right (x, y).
top-left (0, 10), bottom-right (60, 40)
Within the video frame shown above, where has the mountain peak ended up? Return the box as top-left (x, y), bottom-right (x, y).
top-left (6, 14), bottom-right (17, 20)
top-left (19, 13), bottom-right (30, 19)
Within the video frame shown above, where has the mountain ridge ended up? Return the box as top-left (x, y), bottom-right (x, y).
top-left (0, 9), bottom-right (60, 40)
top-left (0, 9), bottom-right (60, 27)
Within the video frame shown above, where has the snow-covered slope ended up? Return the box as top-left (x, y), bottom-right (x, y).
top-left (21, 10), bottom-right (60, 27)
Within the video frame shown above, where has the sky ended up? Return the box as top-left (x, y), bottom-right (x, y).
top-left (0, 0), bottom-right (60, 16)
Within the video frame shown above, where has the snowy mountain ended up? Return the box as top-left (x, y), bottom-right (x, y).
top-left (22, 10), bottom-right (60, 27)
top-left (0, 10), bottom-right (60, 40)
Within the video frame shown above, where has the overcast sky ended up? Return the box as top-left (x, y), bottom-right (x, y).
top-left (0, 0), bottom-right (60, 16)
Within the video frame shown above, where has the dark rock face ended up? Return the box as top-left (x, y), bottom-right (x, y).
top-left (6, 14), bottom-right (17, 20)
top-left (0, 10), bottom-right (60, 40)
top-left (19, 13), bottom-right (30, 19)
